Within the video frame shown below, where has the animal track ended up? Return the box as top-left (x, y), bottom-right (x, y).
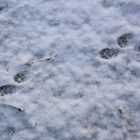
top-left (0, 104), bottom-right (37, 139)
top-left (99, 48), bottom-right (119, 59)
top-left (25, 54), bottom-right (57, 66)
top-left (120, 2), bottom-right (140, 15)
top-left (14, 71), bottom-right (27, 83)
top-left (48, 19), bottom-right (60, 27)
top-left (0, 85), bottom-right (17, 96)
top-left (0, 6), bottom-right (5, 11)
top-left (2, 126), bottom-right (15, 136)
top-left (8, 105), bottom-right (25, 112)
top-left (0, 2), bottom-right (7, 12)
top-left (101, 0), bottom-right (114, 8)
top-left (117, 33), bottom-right (134, 48)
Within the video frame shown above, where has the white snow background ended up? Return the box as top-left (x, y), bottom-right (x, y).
top-left (0, 0), bottom-right (140, 139)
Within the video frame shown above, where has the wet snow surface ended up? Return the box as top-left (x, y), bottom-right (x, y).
top-left (0, 0), bottom-right (140, 139)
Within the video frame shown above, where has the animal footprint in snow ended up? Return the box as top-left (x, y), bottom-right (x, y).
top-left (14, 71), bottom-right (28, 83)
top-left (117, 33), bottom-right (133, 48)
top-left (99, 48), bottom-right (119, 59)
top-left (101, 0), bottom-right (114, 8)
top-left (1, 126), bottom-right (16, 136)
top-left (0, 85), bottom-right (17, 96)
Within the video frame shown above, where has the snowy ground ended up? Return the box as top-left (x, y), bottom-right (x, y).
top-left (0, 0), bottom-right (140, 139)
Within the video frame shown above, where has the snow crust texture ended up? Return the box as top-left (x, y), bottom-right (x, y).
top-left (0, 0), bottom-right (140, 140)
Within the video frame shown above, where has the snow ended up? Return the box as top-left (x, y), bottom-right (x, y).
top-left (0, 0), bottom-right (140, 139)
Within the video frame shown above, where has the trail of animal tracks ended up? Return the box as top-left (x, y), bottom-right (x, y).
top-left (0, 0), bottom-right (140, 139)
